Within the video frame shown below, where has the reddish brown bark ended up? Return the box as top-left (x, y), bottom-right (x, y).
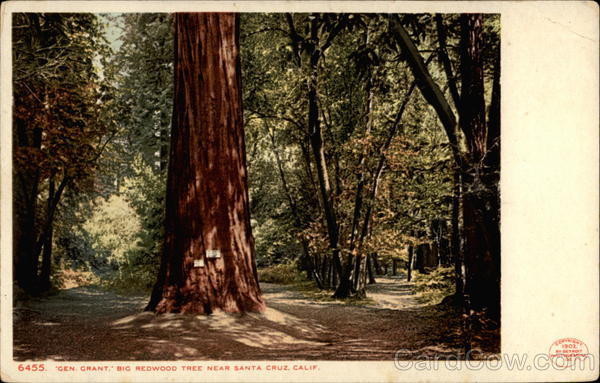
top-left (460, 15), bottom-right (487, 162)
top-left (460, 14), bottom-right (500, 320)
top-left (146, 13), bottom-right (264, 314)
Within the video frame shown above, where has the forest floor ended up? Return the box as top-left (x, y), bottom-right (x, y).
top-left (13, 275), bottom-right (499, 361)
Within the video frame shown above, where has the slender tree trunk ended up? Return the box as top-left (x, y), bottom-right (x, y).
top-left (146, 13), bottom-right (264, 314)
top-left (342, 28), bottom-right (375, 296)
top-left (452, 168), bottom-right (464, 297)
top-left (39, 177), bottom-right (55, 292)
top-left (306, 21), bottom-right (343, 282)
top-left (407, 245), bottom-right (413, 282)
top-left (268, 124), bottom-right (321, 288)
top-left (372, 252), bottom-right (382, 275)
top-left (285, 13), bottom-right (349, 294)
top-left (320, 255), bottom-right (329, 288)
top-left (32, 175), bottom-right (68, 272)
top-left (367, 253), bottom-right (376, 284)
top-left (298, 139), bottom-right (319, 200)
top-left (335, 76), bottom-right (417, 298)
top-left (435, 14), bottom-right (461, 113)
top-left (351, 253), bottom-right (362, 290)
top-left (348, 105), bottom-right (394, 294)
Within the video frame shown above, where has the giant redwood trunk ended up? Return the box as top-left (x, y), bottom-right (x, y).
top-left (146, 13), bottom-right (265, 314)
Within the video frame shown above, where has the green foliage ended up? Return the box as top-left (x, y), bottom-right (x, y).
top-left (258, 262), bottom-right (307, 285)
top-left (111, 13), bottom-right (173, 175)
top-left (88, 14), bottom-right (172, 290)
top-left (413, 266), bottom-right (455, 304)
top-left (53, 191), bottom-right (99, 271)
top-left (241, 14), bottom-right (457, 273)
top-left (12, 13), bottom-right (119, 294)
top-left (59, 13), bottom-right (174, 292)
top-left (51, 267), bottom-right (101, 290)
top-left (13, 13), bottom-right (116, 186)
top-left (78, 156), bottom-right (164, 292)
top-left (121, 156), bottom-right (166, 265)
top-left (83, 194), bottom-right (141, 270)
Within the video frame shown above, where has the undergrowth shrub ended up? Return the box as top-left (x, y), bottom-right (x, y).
top-left (52, 267), bottom-right (100, 289)
top-left (258, 262), bottom-right (306, 284)
top-left (100, 265), bottom-right (156, 295)
top-left (413, 266), bottom-right (455, 304)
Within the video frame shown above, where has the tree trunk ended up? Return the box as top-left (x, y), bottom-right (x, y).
top-left (146, 13), bottom-right (264, 314)
top-left (452, 168), bottom-right (464, 297)
top-left (39, 177), bottom-right (55, 292)
top-left (13, 189), bottom-right (39, 294)
top-left (335, 78), bottom-right (417, 299)
top-left (428, 242), bottom-right (439, 268)
top-left (32, 175), bottom-right (69, 275)
top-left (351, 253), bottom-right (363, 292)
top-left (340, 29), bottom-right (375, 297)
top-left (346, 124), bottom-right (389, 296)
top-left (320, 255), bottom-right (329, 288)
top-left (347, 26), bottom-right (374, 264)
top-left (435, 14), bottom-right (461, 113)
top-left (268, 124), bottom-right (318, 286)
top-left (306, 23), bottom-right (344, 284)
top-left (13, 118), bottom-right (42, 294)
top-left (415, 245), bottom-right (426, 273)
top-left (389, 15), bottom-right (461, 164)
top-left (407, 245), bottom-right (413, 281)
top-left (372, 252), bottom-right (382, 275)
top-left (390, 14), bottom-right (500, 318)
top-left (367, 253), bottom-right (376, 284)
top-left (298, 139), bottom-right (319, 201)
top-left (460, 14), bottom-right (500, 320)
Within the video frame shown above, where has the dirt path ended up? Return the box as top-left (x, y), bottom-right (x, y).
top-left (13, 276), bottom-right (497, 361)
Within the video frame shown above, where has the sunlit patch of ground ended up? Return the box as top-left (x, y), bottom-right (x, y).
top-left (13, 277), bottom-right (499, 361)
